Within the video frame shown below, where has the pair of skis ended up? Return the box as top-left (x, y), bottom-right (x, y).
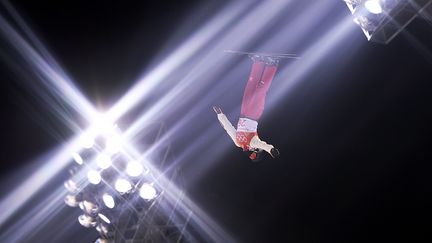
top-left (224, 50), bottom-right (300, 59)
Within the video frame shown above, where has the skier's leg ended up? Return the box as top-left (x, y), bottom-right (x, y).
top-left (252, 64), bottom-right (278, 120)
top-left (240, 61), bottom-right (265, 119)
top-left (240, 63), bottom-right (278, 121)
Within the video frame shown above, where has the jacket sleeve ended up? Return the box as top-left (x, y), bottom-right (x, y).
top-left (216, 113), bottom-right (240, 147)
top-left (250, 136), bottom-right (274, 154)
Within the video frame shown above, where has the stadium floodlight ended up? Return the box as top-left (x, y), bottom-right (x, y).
top-left (344, 0), bottom-right (432, 43)
top-left (364, 0), bottom-right (383, 14)
top-left (79, 200), bottom-right (99, 215)
top-left (126, 160), bottom-right (144, 177)
top-left (87, 170), bottom-right (102, 185)
top-left (102, 193), bottom-right (115, 209)
top-left (114, 179), bottom-right (132, 193)
top-left (79, 133), bottom-right (95, 149)
top-left (139, 183), bottom-right (157, 200)
top-left (64, 194), bottom-right (81, 207)
top-left (90, 113), bottom-right (117, 135)
top-left (96, 153), bottom-right (112, 169)
top-left (98, 213), bottom-right (111, 224)
top-left (78, 214), bottom-right (97, 228)
top-left (72, 152), bottom-right (84, 165)
top-left (105, 138), bottom-right (121, 154)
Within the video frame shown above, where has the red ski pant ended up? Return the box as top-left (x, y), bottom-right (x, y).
top-left (240, 61), bottom-right (277, 121)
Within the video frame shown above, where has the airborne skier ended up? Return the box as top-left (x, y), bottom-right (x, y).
top-left (214, 52), bottom-right (288, 161)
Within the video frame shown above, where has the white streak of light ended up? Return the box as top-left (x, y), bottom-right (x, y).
top-left (0, 136), bottom-right (81, 227)
top-left (270, 16), bottom-right (358, 107)
top-left (107, 1), bottom-right (252, 121)
top-left (0, 187), bottom-right (69, 243)
top-left (0, 15), bottom-right (96, 121)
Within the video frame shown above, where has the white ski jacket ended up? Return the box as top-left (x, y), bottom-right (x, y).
top-left (216, 113), bottom-right (274, 155)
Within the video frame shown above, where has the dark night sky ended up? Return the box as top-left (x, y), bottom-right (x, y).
top-left (1, 1), bottom-right (432, 242)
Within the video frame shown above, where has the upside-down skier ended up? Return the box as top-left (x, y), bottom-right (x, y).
top-left (214, 53), bottom-right (286, 162)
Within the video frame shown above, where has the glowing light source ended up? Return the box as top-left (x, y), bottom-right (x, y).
top-left (87, 170), bottom-right (102, 185)
top-left (345, 0), bottom-right (430, 43)
top-left (98, 213), bottom-right (111, 224)
top-left (79, 133), bottom-right (95, 149)
top-left (114, 179), bottom-right (132, 193)
top-left (91, 113), bottom-right (116, 135)
top-left (126, 160), bottom-right (144, 177)
top-left (105, 138), bottom-right (121, 154)
top-left (102, 193), bottom-right (115, 209)
top-left (78, 214), bottom-right (97, 228)
top-left (96, 153), bottom-right (112, 169)
top-left (364, 0), bottom-right (383, 14)
top-left (139, 183), bottom-right (157, 200)
top-left (72, 152), bottom-right (83, 165)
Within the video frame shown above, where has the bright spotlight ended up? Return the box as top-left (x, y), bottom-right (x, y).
top-left (105, 138), bottom-right (121, 154)
top-left (96, 153), bottom-right (112, 169)
top-left (364, 0), bottom-right (382, 14)
top-left (87, 170), bottom-right (102, 185)
top-left (64, 194), bottom-right (81, 207)
top-left (79, 133), bottom-right (95, 149)
top-left (102, 193), bottom-right (115, 209)
top-left (139, 183), bottom-right (157, 200)
top-left (78, 214), bottom-right (97, 228)
top-left (91, 113), bottom-right (116, 135)
top-left (72, 152), bottom-right (83, 165)
top-left (126, 160), bottom-right (144, 177)
top-left (114, 179), bottom-right (132, 193)
top-left (345, 0), bottom-right (432, 44)
top-left (98, 213), bottom-right (111, 224)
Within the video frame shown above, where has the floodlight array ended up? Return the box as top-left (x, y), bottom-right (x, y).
top-left (63, 124), bottom-right (163, 242)
top-left (344, 0), bottom-right (432, 43)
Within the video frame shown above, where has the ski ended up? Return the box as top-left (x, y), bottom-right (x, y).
top-left (224, 50), bottom-right (300, 59)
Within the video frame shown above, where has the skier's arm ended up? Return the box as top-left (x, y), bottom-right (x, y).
top-left (213, 107), bottom-right (240, 147)
top-left (250, 136), bottom-right (274, 155)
